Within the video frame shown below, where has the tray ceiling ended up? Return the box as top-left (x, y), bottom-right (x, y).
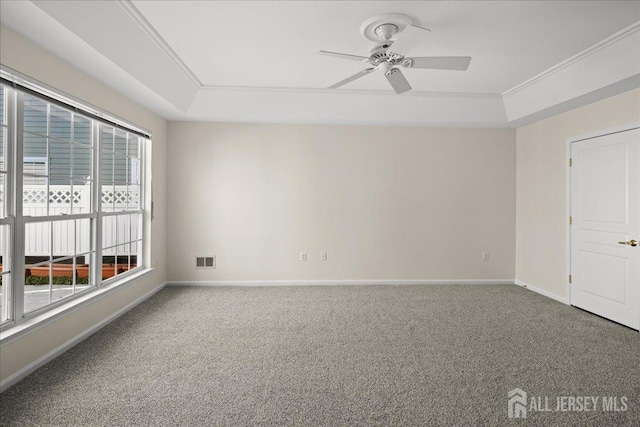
top-left (1, 1), bottom-right (639, 127)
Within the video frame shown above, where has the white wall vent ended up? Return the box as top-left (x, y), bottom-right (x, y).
top-left (195, 256), bottom-right (215, 269)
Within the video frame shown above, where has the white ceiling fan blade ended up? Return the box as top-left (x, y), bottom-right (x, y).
top-left (385, 69), bottom-right (411, 94)
top-left (317, 50), bottom-right (369, 62)
top-left (403, 56), bottom-right (472, 71)
top-left (387, 25), bottom-right (431, 57)
top-left (328, 68), bottom-right (375, 89)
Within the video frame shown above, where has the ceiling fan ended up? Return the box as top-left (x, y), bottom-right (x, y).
top-left (317, 14), bottom-right (471, 94)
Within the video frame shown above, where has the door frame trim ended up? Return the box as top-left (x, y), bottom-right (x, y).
top-left (566, 122), bottom-right (640, 316)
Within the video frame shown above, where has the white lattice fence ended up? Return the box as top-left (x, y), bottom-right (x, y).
top-left (24, 185), bottom-right (140, 257)
top-left (102, 187), bottom-right (140, 208)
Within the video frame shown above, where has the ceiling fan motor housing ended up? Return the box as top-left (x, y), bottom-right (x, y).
top-left (368, 41), bottom-right (402, 66)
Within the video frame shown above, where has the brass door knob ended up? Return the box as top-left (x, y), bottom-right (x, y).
top-left (618, 239), bottom-right (638, 247)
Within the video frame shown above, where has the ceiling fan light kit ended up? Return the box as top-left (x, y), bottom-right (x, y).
top-left (318, 13), bottom-right (471, 95)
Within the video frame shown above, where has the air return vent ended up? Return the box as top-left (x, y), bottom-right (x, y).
top-left (195, 256), bottom-right (216, 269)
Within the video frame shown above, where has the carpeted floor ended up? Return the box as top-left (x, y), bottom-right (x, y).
top-left (1, 284), bottom-right (639, 426)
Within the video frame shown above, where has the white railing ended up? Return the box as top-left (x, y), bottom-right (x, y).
top-left (23, 184), bottom-right (140, 258)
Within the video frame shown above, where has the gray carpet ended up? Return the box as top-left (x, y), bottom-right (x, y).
top-left (1, 284), bottom-right (639, 426)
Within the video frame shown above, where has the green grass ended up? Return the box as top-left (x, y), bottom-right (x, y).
top-left (25, 276), bottom-right (90, 286)
top-left (0, 276), bottom-right (89, 286)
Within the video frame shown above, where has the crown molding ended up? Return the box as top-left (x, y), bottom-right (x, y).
top-left (502, 20), bottom-right (640, 99)
top-left (117, 0), bottom-right (202, 89)
top-left (199, 84), bottom-right (502, 99)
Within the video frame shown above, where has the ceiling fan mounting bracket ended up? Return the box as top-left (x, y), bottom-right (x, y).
top-left (360, 13), bottom-right (414, 42)
top-left (374, 24), bottom-right (399, 41)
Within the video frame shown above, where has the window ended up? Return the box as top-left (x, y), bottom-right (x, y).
top-left (99, 125), bottom-right (143, 281)
top-left (0, 77), bottom-right (149, 329)
top-left (0, 85), bottom-right (10, 324)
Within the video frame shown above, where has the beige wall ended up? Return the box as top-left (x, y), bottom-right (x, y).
top-left (515, 88), bottom-right (640, 300)
top-left (0, 27), bottom-right (168, 382)
top-left (167, 123), bottom-right (516, 282)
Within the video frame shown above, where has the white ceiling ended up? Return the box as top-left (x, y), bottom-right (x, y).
top-left (133, 0), bottom-right (638, 93)
top-left (1, 1), bottom-right (639, 127)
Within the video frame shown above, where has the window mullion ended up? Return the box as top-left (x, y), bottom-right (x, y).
top-left (1, 87), bottom-right (16, 325)
top-left (45, 104), bottom-right (50, 217)
top-left (12, 91), bottom-right (25, 322)
top-left (22, 212), bottom-right (96, 223)
top-left (141, 139), bottom-right (145, 268)
top-left (92, 124), bottom-right (102, 287)
top-left (48, 215), bottom-right (53, 305)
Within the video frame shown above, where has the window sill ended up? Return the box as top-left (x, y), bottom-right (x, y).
top-left (0, 268), bottom-right (155, 347)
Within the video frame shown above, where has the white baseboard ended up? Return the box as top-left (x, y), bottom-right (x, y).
top-left (515, 279), bottom-right (570, 305)
top-left (167, 279), bottom-right (515, 287)
top-left (0, 281), bottom-right (167, 393)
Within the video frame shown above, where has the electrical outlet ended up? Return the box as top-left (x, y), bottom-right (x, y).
top-left (482, 251), bottom-right (490, 262)
top-left (320, 252), bottom-right (328, 261)
top-left (299, 252), bottom-right (308, 261)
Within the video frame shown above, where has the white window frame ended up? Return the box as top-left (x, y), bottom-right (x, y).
top-left (0, 72), bottom-right (150, 336)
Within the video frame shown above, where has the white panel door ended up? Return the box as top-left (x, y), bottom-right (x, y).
top-left (571, 128), bottom-right (640, 330)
